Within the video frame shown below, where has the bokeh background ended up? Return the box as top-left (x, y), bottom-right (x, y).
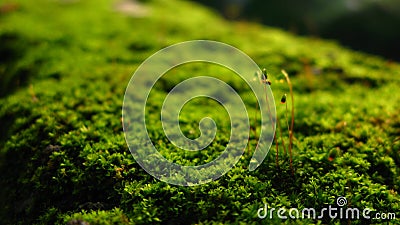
top-left (192, 0), bottom-right (400, 61)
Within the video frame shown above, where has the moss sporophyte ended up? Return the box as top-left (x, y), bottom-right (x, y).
top-left (257, 69), bottom-right (295, 175)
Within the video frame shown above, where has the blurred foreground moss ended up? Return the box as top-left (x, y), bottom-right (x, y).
top-left (0, 0), bottom-right (399, 224)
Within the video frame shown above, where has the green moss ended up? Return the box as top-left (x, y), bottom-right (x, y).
top-left (0, 0), bottom-right (399, 224)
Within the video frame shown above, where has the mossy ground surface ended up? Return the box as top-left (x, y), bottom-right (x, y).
top-left (1, 0), bottom-right (400, 224)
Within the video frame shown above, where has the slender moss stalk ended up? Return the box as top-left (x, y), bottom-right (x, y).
top-left (275, 133), bottom-right (279, 169)
top-left (276, 113), bottom-right (286, 160)
top-left (281, 69), bottom-right (295, 175)
top-left (260, 69), bottom-right (278, 168)
top-left (280, 94), bottom-right (288, 157)
top-left (282, 94), bottom-right (290, 137)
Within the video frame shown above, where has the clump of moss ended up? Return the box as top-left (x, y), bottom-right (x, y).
top-left (0, 0), bottom-right (399, 224)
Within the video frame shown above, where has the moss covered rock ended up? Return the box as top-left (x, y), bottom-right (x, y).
top-left (0, 0), bottom-right (399, 224)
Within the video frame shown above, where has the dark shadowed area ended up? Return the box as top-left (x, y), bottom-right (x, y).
top-left (192, 0), bottom-right (400, 61)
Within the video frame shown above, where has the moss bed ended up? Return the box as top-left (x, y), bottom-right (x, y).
top-left (0, 0), bottom-right (399, 224)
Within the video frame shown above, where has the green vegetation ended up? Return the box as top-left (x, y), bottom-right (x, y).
top-left (1, 0), bottom-right (399, 224)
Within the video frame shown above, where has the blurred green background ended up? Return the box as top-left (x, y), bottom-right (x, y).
top-left (192, 0), bottom-right (400, 61)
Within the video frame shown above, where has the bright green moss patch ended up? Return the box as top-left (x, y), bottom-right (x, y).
top-left (1, 0), bottom-right (400, 224)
